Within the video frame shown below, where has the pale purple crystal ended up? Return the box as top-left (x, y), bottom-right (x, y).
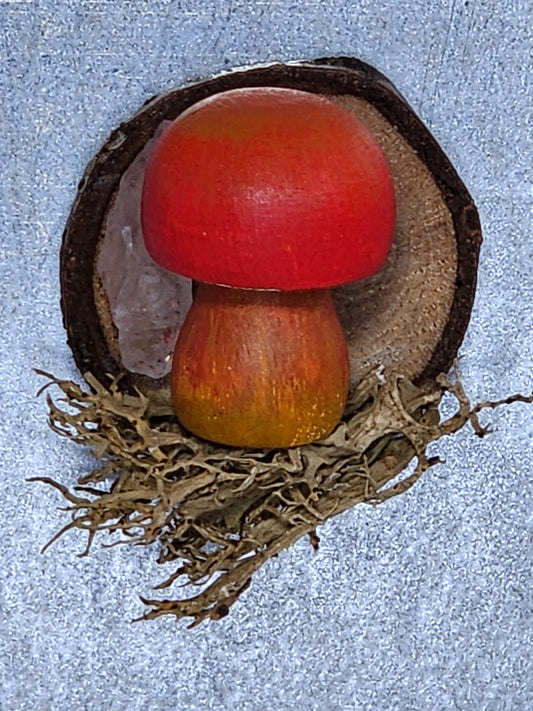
top-left (97, 122), bottom-right (193, 379)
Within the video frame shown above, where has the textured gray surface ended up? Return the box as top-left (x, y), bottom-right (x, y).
top-left (1, 1), bottom-right (532, 710)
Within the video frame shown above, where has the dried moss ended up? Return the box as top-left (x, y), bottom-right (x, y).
top-left (31, 365), bottom-right (531, 627)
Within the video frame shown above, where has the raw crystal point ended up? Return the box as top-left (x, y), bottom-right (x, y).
top-left (97, 122), bottom-right (192, 378)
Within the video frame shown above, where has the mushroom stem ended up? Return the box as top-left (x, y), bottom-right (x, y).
top-left (171, 283), bottom-right (350, 448)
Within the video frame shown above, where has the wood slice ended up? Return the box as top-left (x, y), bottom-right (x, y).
top-left (61, 57), bottom-right (482, 405)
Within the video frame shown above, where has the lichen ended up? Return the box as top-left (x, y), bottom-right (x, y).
top-left (32, 365), bottom-right (531, 627)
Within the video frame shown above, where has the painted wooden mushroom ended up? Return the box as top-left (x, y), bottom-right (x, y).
top-left (140, 87), bottom-right (395, 447)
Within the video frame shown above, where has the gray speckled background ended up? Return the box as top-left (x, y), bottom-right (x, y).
top-left (1, 1), bottom-right (532, 710)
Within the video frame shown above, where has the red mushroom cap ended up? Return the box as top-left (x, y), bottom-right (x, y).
top-left (141, 87), bottom-right (395, 290)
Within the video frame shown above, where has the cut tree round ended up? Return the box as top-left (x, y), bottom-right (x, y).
top-left (61, 57), bottom-right (482, 408)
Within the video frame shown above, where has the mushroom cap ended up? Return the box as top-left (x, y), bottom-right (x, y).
top-left (141, 87), bottom-right (395, 290)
